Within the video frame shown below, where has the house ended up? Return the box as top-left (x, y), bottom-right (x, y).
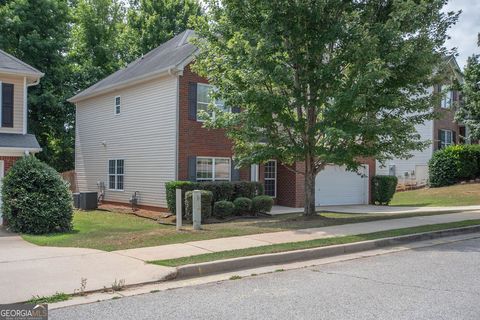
top-left (0, 49), bottom-right (43, 223)
top-left (69, 30), bottom-right (374, 211)
top-left (376, 56), bottom-right (465, 187)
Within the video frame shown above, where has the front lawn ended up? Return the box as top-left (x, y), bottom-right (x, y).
top-left (22, 209), bottom-right (457, 251)
top-left (390, 183), bottom-right (480, 207)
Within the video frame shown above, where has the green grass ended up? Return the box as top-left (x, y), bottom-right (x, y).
top-left (28, 292), bottom-right (70, 304)
top-left (150, 219), bottom-right (480, 267)
top-left (21, 209), bottom-right (461, 251)
top-left (390, 183), bottom-right (480, 207)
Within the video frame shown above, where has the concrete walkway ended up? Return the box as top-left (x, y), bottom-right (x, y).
top-left (0, 231), bottom-right (174, 304)
top-left (114, 211), bottom-right (480, 262)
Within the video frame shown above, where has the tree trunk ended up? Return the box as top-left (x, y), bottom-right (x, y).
top-left (303, 159), bottom-right (317, 216)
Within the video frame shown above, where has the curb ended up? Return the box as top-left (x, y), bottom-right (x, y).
top-left (175, 225), bottom-right (480, 279)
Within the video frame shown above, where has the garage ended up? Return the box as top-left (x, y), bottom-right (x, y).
top-left (315, 165), bottom-right (369, 206)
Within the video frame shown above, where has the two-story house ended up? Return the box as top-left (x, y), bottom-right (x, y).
top-left (0, 49), bottom-right (43, 222)
top-left (70, 30), bottom-right (374, 211)
top-left (376, 56), bottom-right (465, 187)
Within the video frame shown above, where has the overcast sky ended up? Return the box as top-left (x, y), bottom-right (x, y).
top-left (443, 0), bottom-right (480, 69)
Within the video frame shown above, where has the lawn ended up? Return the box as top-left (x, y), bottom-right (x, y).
top-left (22, 209), bottom-right (457, 251)
top-left (390, 183), bottom-right (480, 207)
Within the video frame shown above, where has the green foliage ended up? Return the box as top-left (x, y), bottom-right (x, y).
top-left (429, 145), bottom-right (480, 187)
top-left (184, 190), bottom-right (213, 220)
top-left (251, 196), bottom-right (274, 214)
top-left (371, 175), bottom-right (398, 205)
top-left (456, 52), bottom-right (480, 140)
top-left (2, 156), bottom-right (73, 234)
top-left (213, 200), bottom-right (235, 218)
top-left (192, 0), bottom-right (458, 215)
top-left (233, 181), bottom-right (264, 199)
top-left (233, 197), bottom-right (252, 216)
top-left (199, 181), bottom-right (235, 203)
top-left (165, 181), bottom-right (196, 214)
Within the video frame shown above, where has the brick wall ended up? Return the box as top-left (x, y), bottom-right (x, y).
top-left (0, 156), bottom-right (20, 175)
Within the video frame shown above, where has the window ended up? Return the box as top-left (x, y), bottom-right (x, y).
top-left (439, 129), bottom-right (453, 149)
top-left (196, 157), bottom-right (231, 181)
top-left (441, 91), bottom-right (453, 109)
top-left (108, 159), bottom-right (124, 190)
top-left (196, 84), bottom-right (229, 121)
top-left (264, 160), bottom-right (277, 197)
top-left (115, 96), bottom-right (121, 115)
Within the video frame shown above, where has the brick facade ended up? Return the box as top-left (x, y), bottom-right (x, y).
top-left (0, 156), bottom-right (20, 175)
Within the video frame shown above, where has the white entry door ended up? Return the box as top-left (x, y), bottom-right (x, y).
top-left (315, 165), bottom-right (369, 206)
top-left (0, 160), bottom-right (4, 225)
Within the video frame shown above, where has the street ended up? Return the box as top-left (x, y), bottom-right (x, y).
top-left (51, 236), bottom-right (480, 320)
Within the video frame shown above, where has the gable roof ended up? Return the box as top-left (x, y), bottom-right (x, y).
top-left (0, 133), bottom-right (41, 150)
top-left (69, 29), bottom-right (198, 103)
top-left (0, 49), bottom-right (44, 78)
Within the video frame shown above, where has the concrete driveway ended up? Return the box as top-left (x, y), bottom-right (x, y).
top-left (0, 227), bottom-right (175, 304)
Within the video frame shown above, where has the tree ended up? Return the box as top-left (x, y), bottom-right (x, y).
top-left (125, 0), bottom-right (203, 58)
top-left (192, 0), bottom-right (458, 215)
top-left (456, 36), bottom-right (480, 140)
top-left (0, 0), bottom-right (74, 172)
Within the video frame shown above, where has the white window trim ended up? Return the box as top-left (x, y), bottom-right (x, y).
top-left (196, 83), bottom-right (230, 122)
top-left (264, 159), bottom-right (277, 198)
top-left (196, 156), bottom-right (231, 181)
top-left (114, 96), bottom-right (121, 115)
top-left (250, 164), bottom-right (259, 182)
top-left (440, 129), bottom-right (453, 149)
top-left (441, 91), bottom-right (453, 109)
top-left (108, 159), bottom-right (125, 191)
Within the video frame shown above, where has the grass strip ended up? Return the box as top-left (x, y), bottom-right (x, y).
top-left (150, 219), bottom-right (480, 267)
top-left (28, 292), bottom-right (70, 304)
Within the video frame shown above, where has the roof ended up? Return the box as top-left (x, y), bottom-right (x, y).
top-left (0, 133), bottom-right (41, 150)
top-left (69, 29), bottom-right (198, 103)
top-left (0, 49), bottom-right (44, 77)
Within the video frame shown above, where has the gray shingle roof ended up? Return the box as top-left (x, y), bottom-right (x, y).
top-left (69, 29), bottom-right (198, 102)
top-left (0, 49), bottom-right (44, 76)
top-left (0, 133), bottom-right (41, 150)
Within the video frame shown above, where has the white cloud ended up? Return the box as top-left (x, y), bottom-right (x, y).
top-left (443, 0), bottom-right (480, 69)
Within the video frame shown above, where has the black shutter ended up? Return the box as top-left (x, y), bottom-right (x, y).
top-left (2, 83), bottom-right (14, 128)
top-left (232, 106), bottom-right (240, 113)
top-left (453, 131), bottom-right (457, 145)
top-left (231, 159), bottom-right (240, 181)
top-left (188, 82), bottom-right (197, 120)
top-left (187, 156), bottom-right (197, 181)
top-left (437, 129), bottom-right (442, 150)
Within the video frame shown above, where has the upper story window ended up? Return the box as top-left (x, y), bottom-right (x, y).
top-left (114, 96), bottom-right (121, 115)
top-left (196, 84), bottom-right (230, 121)
top-left (108, 159), bottom-right (124, 190)
top-left (196, 157), bottom-right (231, 181)
top-left (441, 91), bottom-right (453, 109)
top-left (0, 82), bottom-right (14, 128)
top-left (439, 129), bottom-right (453, 149)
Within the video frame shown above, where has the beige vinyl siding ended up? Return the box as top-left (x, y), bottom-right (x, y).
top-left (0, 74), bottom-right (24, 134)
top-left (75, 75), bottom-right (177, 208)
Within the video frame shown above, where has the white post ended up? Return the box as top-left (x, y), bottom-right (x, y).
top-left (176, 188), bottom-right (182, 231)
top-left (192, 190), bottom-right (202, 230)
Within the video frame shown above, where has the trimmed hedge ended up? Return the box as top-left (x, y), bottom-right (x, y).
top-left (184, 190), bottom-right (213, 221)
top-left (213, 201), bottom-right (235, 218)
top-left (165, 181), bottom-right (196, 214)
top-left (233, 197), bottom-right (252, 215)
top-left (251, 195), bottom-right (274, 214)
top-left (371, 175), bottom-right (398, 205)
top-left (429, 145), bottom-right (480, 187)
top-left (2, 156), bottom-right (73, 234)
top-left (233, 181), bottom-right (264, 199)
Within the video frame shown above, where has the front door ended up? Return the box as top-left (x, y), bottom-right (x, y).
top-left (0, 160), bottom-right (4, 225)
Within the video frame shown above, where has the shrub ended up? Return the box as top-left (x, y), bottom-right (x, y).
top-left (213, 201), bottom-right (235, 218)
top-left (2, 156), bottom-right (73, 234)
top-left (371, 175), bottom-right (398, 205)
top-left (251, 195), bottom-right (274, 214)
top-left (199, 181), bottom-right (234, 202)
top-left (233, 181), bottom-right (264, 199)
top-left (184, 190), bottom-right (213, 220)
top-left (233, 197), bottom-right (252, 215)
top-left (165, 181), bottom-right (197, 214)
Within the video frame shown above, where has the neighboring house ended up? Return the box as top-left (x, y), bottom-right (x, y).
top-left (70, 30), bottom-right (374, 211)
top-left (376, 56), bottom-right (465, 187)
top-left (0, 49), bottom-right (43, 223)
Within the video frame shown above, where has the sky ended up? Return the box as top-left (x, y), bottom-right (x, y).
top-left (443, 0), bottom-right (480, 69)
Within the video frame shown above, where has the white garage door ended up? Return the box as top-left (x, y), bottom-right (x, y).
top-left (315, 165), bottom-right (369, 206)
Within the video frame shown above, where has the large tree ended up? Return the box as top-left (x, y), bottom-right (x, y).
top-left (0, 0), bottom-right (74, 172)
top-left (456, 35), bottom-right (480, 140)
top-left (192, 0), bottom-right (458, 215)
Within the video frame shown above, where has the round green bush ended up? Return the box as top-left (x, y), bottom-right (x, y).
top-left (233, 197), bottom-right (252, 215)
top-left (213, 200), bottom-right (235, 218)
top-left (429, 150), bottom-right (460, 187)
top-left (2, 156), bottom-right (73, 234)
top-left (371, 175), bottom-right (398, 205)
top-left (251, 195), bottom-right (274, 214)
top-left (184, 190), bottom-right (213, 220)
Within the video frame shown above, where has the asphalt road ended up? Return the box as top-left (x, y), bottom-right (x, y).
top-left (51, 237), bottom-right (480, 320)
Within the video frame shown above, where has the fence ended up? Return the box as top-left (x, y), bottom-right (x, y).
top-left (60, 170), bottom-right (78, 193)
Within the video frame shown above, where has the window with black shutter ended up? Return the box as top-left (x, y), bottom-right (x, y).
top-left (1, 83), bottom-right (14, 128)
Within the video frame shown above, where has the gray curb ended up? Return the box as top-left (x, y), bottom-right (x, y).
top-left (175, 225), bottom-right (480, 279)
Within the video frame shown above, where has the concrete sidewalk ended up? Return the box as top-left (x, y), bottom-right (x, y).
top-left (113, 211), bottom-right (480, 262)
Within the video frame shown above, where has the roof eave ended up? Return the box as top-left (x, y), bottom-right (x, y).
top-left (0, 68), bottom-right (44, 79)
